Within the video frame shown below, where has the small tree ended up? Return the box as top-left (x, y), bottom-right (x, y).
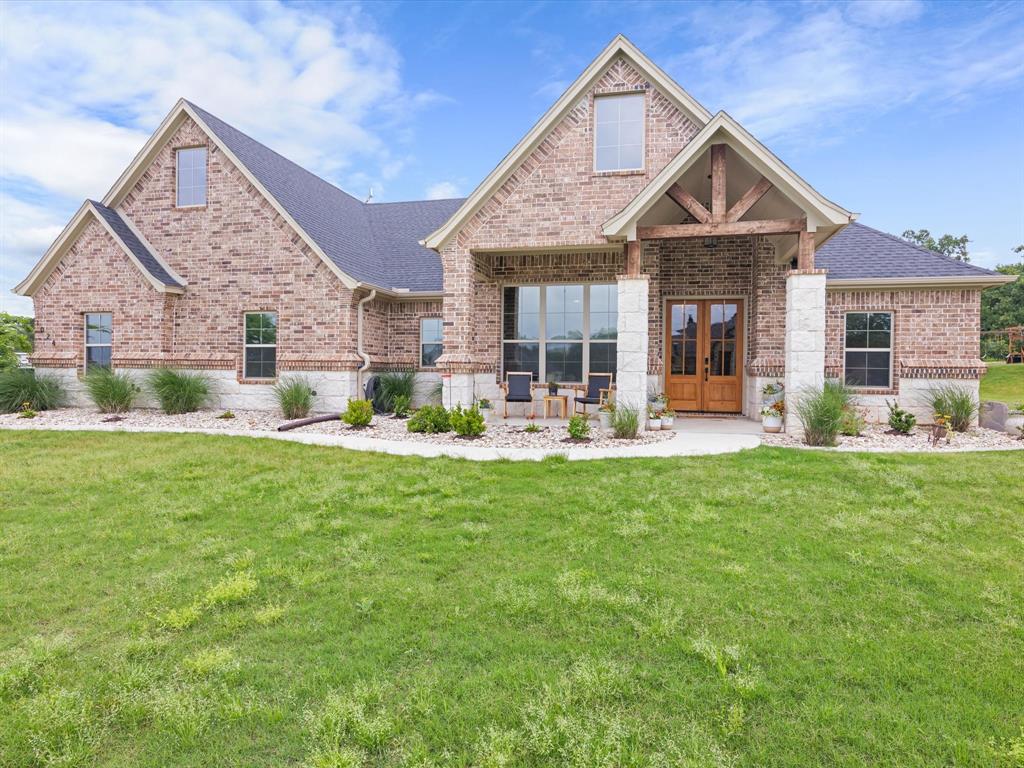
top-left (901, 229), bottom-right (970, 262)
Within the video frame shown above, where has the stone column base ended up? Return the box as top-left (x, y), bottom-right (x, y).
top-left (783, 269), bottom-right (827, 432)
top-left (615, 274), bottom-right (650, 412)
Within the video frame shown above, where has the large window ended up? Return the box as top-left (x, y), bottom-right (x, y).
top-left (502, 284), bottom-right (617, 383)
top-left (176, 147), bottom-right (207, 207)
top-left (594, 93), bottom-right (644, 172)
top-left (420, 317), bottom-right (443, 367)
top-left (244, 312), bottom-right (277, 379)
top-left (84, 313), bottom-right (112, 372)
top-left (844, 311), bottom-right (891, 388)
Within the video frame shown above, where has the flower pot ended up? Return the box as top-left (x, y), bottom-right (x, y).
top-left (547, 384), bottom-right (558, 396)
top-left (762, 414), bottom-right (783, 433)
top-left (648, 418), bottom-right (662, 431)
top-left (1005, 413), bottom-right (1024, 436)
top-left (598, 411), bottom-right (612, 429)
top-left (762, 391), bottom-right (784, 406)
top-left (480, 408), bottom-right (492, 423)
top-left (660, 415), bottom-right (675, 430)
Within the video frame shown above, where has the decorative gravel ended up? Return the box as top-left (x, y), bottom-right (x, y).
top-left (760, 422), bottom-right (1023, 452)
top-left (0, 407), bottom-right (675, 449)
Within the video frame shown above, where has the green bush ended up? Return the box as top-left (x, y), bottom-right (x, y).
top-left (794, 380), bottom-right (853, 446)
top-left (927, 384), bottom-right (977, 432)
top-left (610, 405), bottom-right (641, 439)
top-left (567, 414), bottom-right (591, 440)
top-left (376, 371), bottom-right (415, 413)
top-left (450, 404), bottom-right (486, 437)
top-left (273, 377), bottom-right (315, 420)
top-left (148, 368), bottom-right (210, 414)
top-left (0, 368), bottom-right (65, 412)
top-left (839, 408), bottom-right (865, 437)
top-left (83, 369), bottom-right (139, 413)
top-left (341, 398), bottom-right (374, 428)
top-left (407, 405), bottom-right (451, 434)
top-left (886, 400), bottom-right (917, 434)
top-left (392, 394), bottom-right (411, 418)
top-left (980, 336), bottom-right (1008, 361)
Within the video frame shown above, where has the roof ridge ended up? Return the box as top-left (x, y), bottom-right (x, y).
top-left (851, 222), bottom-right (995, 275)
top-left (369, 197), bottom-right (468, 206)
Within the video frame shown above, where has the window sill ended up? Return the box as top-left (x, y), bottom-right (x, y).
top-left (592, 169), bottom-right (645, 178)
top-left (174, 204), bottom-right (207, 211)
top-left (238, 377), bottom-right (276, 385)
top-left (846, 387), bottom-right (896, 396)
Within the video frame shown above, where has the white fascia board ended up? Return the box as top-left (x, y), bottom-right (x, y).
top-left (826, 274), bottom-right (1016, 290)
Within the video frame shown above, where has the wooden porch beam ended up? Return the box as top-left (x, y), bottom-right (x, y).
top-left (637, 217), bottom-right (807, 240)
top-left (665, 183), bottom-right (712, 224)
top-left (710, 144), bottom-right (727, 222)
top-left (797, 230), bottom-right (815, 270)
top-left (725, 176), bottom-right (773, 223)
top-left (625, 240), bottom-right (641, 277)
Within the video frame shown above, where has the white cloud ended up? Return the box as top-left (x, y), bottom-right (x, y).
top-left (0, 195), bottom-right (67, 315)
top-left (425, 181), bottom-right (462, 200)
top-left (846, 0), bottom-right (923, 28)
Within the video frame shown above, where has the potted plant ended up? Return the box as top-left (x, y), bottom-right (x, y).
top-left (761, 381), bottom-right (784, 406)
top-left (546, 373), bottom-right (559, 396)
top-left (659, 407), bottom-right (675, 430)
top-left (1006, 402), bottom-right (1024, 437)
top-left (761, 399), bottom-right (784, 433)
top-left (647, 404), bottom-right (661, 431)
top-left (477, 398), bottom-right (493, 422)
top-left (598, 399), bottom-right (615, 429)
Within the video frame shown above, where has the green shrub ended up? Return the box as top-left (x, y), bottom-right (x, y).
top-left (148, 368), bottom-right (210, 414)
top-left (392, 394), bottom-right (411, 418)
top-left (376, 371), bottom-right (415, 412)
top-left (524, 422), bottom-right (541, 433)
top-left (407, 405), bottom-right (450, 433)
top-left (273, 377), bottom-right (315, 419)
top-left (926, 384), bottom-right (977, 432)
top-left (610, 405), bottom-right (641, 439)
top-left (839, 408), bottom-right (865, 437)
top-left (567, 414), bottom-right (591, 440)
top-left (83, 369), bottom-right (139, 413)
top-left (0, 368), bottom-right (65, 412)
top-left (886, 400), bottom-right (916, 434)
top-left (341, 399), bottom-right (374, 428)
top-left (794, 380), bottom-right (853, 446)
top-left (450, 404), bottom-right (486, 437)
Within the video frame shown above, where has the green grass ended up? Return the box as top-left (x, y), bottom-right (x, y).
top-left (1, 431), bottom-right (1022, 767)
top-left (981, 361), bottom-right (1024, 406)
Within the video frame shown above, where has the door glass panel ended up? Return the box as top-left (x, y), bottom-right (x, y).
top-left (722, 303), bottom-right (737, 339)
top-left (670, 304), bottom-right (699, 376)
top-left (722, 341), bottom-right (735, 376)
top-left (710, 340), bottom-right (723, 376)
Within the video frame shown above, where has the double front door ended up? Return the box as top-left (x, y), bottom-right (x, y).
top-left (665, 299), bottom-right (744, 413)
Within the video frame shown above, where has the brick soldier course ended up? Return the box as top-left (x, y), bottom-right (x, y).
top-left (16, 36), bottom-right (1014, 424)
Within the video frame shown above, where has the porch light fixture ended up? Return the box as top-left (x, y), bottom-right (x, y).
top-left (703, 237), bottom-right (718, 249)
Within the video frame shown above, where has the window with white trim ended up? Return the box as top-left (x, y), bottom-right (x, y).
top-left (244, 312), bottom-right (277, 379)
top-left (176, 147), bottom-right (207, 207)
top-left (420, 317), bottom-right (443, 367)
top-left (84, 313), bottom-right (112, 372)
top-left (844, 311), bottom-right (891, 388)
top-left (502, 284), bottom-right (617, 383)
top-left (594, 93), bottom-right (644, 172)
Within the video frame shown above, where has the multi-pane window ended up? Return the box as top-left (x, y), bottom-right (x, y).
top-left (244, 312), bottom-right (277, 379)
top-left (844, 312), bottom-right (892, 388)
top-left (420, 317), bottom-right (443, 367)
top-left (84, 313), bottom-right (112, 372)
top-left (594, 93), bottom-right (644, 172)
top-left (176, 147), bottom-right (207, 207)
top-left (502, 284), bottom-right (617, 382)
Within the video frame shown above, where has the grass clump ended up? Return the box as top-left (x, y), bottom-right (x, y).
top-left (407, 405), bottom-right (450, 433)
top-left (567, 414), bottom-right (591, 440)
top-left (610, 404), bottom-right (641, 439)
top-left (341, 399), bottom-right (373, 428)
top-left (927, 384), bottom-right (978, 432)
top-left (203, 572), bottom-right (258, 607)
top-left (0, 368), bottom-right (66, 412)
top-left (274, 377), bottom-right (315, 420)
top-left (450, 404), bottom-right (486, 437)
top-left (839, 408), bottom-right (865, 437)
top-left (148, 368), bottom-right (210, 414)
top-left (83, 369), bottom-right (139, 413)
top-left (375, 371), bottom-right (415, 413)
top-left (794, 380), bottom-right (853, 446)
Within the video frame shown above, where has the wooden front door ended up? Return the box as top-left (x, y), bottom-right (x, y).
top-left (665, 299), bottom-right (743, 413)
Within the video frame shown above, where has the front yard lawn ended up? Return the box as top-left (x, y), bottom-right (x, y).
top-left (1, 431), bottom-right (1021, 767)
top-left (981, 360), bottom-right (1024, 405)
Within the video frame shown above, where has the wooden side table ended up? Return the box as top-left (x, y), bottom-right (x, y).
top-left (543, 394), bottom-right (569, 419)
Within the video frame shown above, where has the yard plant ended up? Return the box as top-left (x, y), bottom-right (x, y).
top-left (793, 380), bottom-right (853, 446)
top-left (566, 414), bottom-right (591, 440)
top-left (926, 383), bottom-right (978, 432)
top-left (148, 368), bottom-right (211, 414)
top-left (0, 368), bottom-right (65, 412)
top-left (273, 376), bottom-right (315, 420)
top-left (0, 431), bottom-right (1021, 766)
top-left (375, 371), bottom-right (415, 413)
top-left (341, 398), bottom-right (373, 428)
top-left (449, 404), bottom-right (486, 437)
top-left (83, 369), bottom-right (139, 413)
top-left (610, 404), bottom-right (641, 439)
top-left (407, 404), bottom-right (450, 434)
top-left (887, 400), bottom-right (917, 434)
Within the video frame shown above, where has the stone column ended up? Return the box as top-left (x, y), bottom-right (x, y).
top-left (615, 274), bottom-right (650, 412)
top-left (437, 241), bottom-right (479, 408)
top-left (784, 269), bottom-right (827, 432)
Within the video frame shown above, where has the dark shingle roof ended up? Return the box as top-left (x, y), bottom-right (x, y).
top-left (187, 101), bottom-right (461, 292)
top-left (89, 200), bottom-right (183, 288)
top-left (818, 223), bottom-right (999, 280)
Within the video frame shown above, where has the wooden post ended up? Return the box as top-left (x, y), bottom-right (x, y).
top-left (625, 240), bottom-right (641, 277)
top-left (710, 144), bottom-right (727, 222)
top-left (797, 230), bottom-right (815, 270)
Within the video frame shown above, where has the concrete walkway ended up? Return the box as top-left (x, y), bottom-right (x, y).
top-left (3, 421), bottom-right (762, 462)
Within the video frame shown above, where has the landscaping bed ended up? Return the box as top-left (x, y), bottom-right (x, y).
top-left (761, 422), bottom-right (1022, 451)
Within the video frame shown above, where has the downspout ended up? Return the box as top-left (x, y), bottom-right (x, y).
top-left (356, 288), bottom-right (377, 397)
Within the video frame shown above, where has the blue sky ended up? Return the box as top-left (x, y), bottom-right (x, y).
top-left (1, 0), bottom-right (1022, 315)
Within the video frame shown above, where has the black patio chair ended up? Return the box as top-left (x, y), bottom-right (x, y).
top-left (501, 372), bottom-right (535, 418)
top-left (572, 372), bottom-right (614, 416)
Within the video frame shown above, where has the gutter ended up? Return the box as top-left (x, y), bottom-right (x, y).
top-left (826, 274), bottom-right (1016, 290)
top-left (356, 288), bottom-right (377, 396)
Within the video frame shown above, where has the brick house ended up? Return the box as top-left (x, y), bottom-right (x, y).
top-left (15, 36), bottom-right (1013, 425)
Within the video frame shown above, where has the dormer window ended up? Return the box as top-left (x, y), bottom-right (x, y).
top-left (594, 93), bottom-right (644, 172)
top-left (176, 147), bottom-right (207, 207)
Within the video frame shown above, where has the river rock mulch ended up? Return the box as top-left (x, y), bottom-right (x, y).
top-left (0, 407), bottom-right (675, 449)
top-left (760, 422), bottom-right (1023, 452)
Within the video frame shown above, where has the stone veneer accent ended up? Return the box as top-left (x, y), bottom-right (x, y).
top-left (784, 270), bottom-right (827, 432)
top-left (615, 275), bottom-right (650, 411)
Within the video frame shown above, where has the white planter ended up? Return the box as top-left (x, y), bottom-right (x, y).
top-left (648, 418), bottom-right (662, 431)
top-left (480, 408), bottom-right (493, 423)
top-left (762, 414), bottom-right (783, 433)
top-left (598, 411), bottom-right (612, 429)
top-left (762, 391), bottom-right (784, 406)
top-left (660, 416), bottom-right (675, 430)
top-left (1006, 413), bottom-right (1024, 436)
